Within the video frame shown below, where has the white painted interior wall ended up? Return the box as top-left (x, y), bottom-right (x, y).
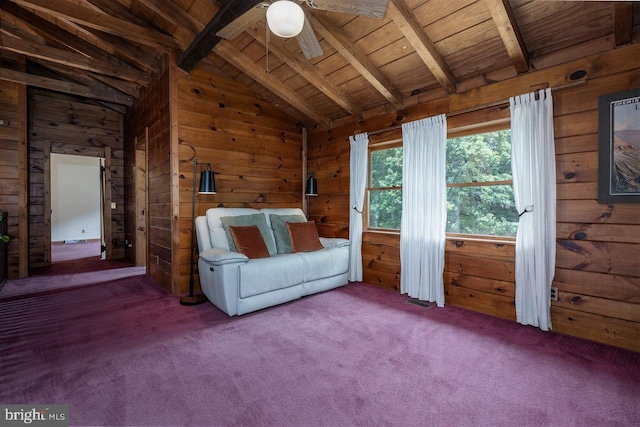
top-left (51, 153), bottom-right (102, 242)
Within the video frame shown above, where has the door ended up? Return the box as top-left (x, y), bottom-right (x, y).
top-left (100, 157), bottom-right (106, 260)
top-left (135, 147), bottom-right (147, 267)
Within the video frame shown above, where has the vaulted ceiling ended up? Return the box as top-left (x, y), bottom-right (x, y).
top-left (1, 0), bottom-right (637, 128)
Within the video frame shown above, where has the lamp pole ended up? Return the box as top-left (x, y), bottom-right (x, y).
top-left (180, 159), bottom-right (214, 306)
top-left (305, 173), bottom-right (317, 218)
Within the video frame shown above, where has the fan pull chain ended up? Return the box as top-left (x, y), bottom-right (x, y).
top-left (265, 24), bottom-right (270, 73)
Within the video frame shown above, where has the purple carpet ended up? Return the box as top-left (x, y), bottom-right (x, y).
top-left (0, 266), bottom-right (146, 301)
top-left (0, 276), bottom-right (638, 426)
top-left (29, 241), bottom-right (136, 277)
top-left (51, 241), bottom-right (101, 263)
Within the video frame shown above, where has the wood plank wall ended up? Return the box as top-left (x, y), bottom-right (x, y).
top-left (126, 58), bottom-right (304, 295)
top-left (173, 65), bottom-right (304, 294)
top-left (126, 59), bottom-right (172, 291)
top-left (308, 45), bottom-right (640, 352)
top-left (27, 89), bottom-right (125, 267)
top-left (0, 53), bottom-right (26, 279)
top-left (123, 117), bottom-right (136, 264)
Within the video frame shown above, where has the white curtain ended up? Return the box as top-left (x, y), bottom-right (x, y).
top-left (510, 88), bottom-right (556, 331)
top-left (349, 132), bottom-right (369, 282)
top-left (400, 115), bottom-right (447, 307)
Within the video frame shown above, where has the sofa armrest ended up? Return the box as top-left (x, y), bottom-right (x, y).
top-left (199, 248), bottom-right (249, 266)
top-left (319, 237), bottom-right (350, 249)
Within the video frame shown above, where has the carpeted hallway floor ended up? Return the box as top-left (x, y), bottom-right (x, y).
top-left (1, 241), bottom-right (144, 301)
top-left (1, 276), bottom-right (639, 426)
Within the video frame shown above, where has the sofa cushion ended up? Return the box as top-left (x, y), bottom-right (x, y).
top-left (297, 247), bottom-right (350, 282)
top-left (230, 225), bottom-right (270, 259)
top-left (261, 208), bottom-right (306, 225)
top-left (238, 255), bottom-right (304, 299)
top-left (206, 208), bottom-right (260, 250)
top-left (270, 214), bottom-right (306, 254)
top-left (220, 214), bottom-right (277, 256)
top-left (319, 237), bottom-right (351, 249)
top-left (199, 248), bottom-right (248, 265)
top-left (287, 221), bottom-right (324, 253)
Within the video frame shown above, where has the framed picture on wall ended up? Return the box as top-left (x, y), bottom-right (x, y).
top-left (598, 88), bottom-right (640, 203)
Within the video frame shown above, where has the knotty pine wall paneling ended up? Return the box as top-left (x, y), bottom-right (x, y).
top-left (306, 122), bottom-right (352, 239)
top-left (0, 52), bottom-right (27, 278)
top-left (28, 89), bottom-right (125, 268)
top-left (308, 43), bottom-right (640, 352)
top-left (123, 122), bottom-right (136, 265)
top-left (174, 64), bottom-right (304, 295)
top-left (126, 56), bottom-right (305, 296)
top-left (550, 67), bottom-right (640, 352)
top-left (126, 58), bottom-right (172, 292)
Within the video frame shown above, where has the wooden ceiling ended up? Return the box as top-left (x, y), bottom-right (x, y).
top-left (1, 0), bottom-right (637, 128)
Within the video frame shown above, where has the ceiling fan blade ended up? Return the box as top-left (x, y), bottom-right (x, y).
top-left (308, 0), bottom-right (388, 19)
top-left (296, 16), bottom-right (323, 59)
top-left (216, 2), bottom-right (269, 39)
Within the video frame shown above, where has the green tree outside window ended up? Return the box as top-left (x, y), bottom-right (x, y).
top-left (366, 129), bottom-right (518, 237)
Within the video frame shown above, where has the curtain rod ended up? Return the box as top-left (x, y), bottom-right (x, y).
top-left (360, 80), bottom-right (586, 138)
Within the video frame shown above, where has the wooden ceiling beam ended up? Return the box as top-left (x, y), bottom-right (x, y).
top-left (27, 59), bottom-right (129, 112)
top-left (613, 2), bottom-right (633, 47)
top-left (0, 67), bottom-right (132, 105)
top-left (215, 40), bottom-right (331, 129)
top-left (387, 0), bottom-right (456, 94)
top-left (138, 0), bottom-right (204, 37)
top-left (1, 17), bottom-right (47, 44)
top-left (178, 0), bottom-right (262, 72)
top-left (132, 0), bottom-right (236, 80)
top-left (8, 0), bottom-right (179, 51)
top-left (78, 0), bottom-right (163, 73)
top-left (90, 74), bottom-right (140, 98)
top-left (0, 36), bottom-right (150, 85)
top-left (42, 11), bottom-right (161, 74)
top-left (2, 2), bottom-right (109, 59)
top-left (83, 0), bottom-right (150, 26)
top-left (245, 26), bottom-right (363, 119)
top-left (0, 18), bottom-right (137, 98)
top-left (87, 29), bottom-right (162, 74)
top-left (31, 59), bottom-right (139, 99)
top-left (307, 11), bottom-right (404, 109)
top-left (1, 2), bottom-right (154, 79)
top-left (485, 0), bottom-right (529, 74)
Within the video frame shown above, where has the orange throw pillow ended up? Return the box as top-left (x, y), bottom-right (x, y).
top-left (229, 225), bottom-right (270, 259)
top-left (286, 221), bottom-right (324, 253)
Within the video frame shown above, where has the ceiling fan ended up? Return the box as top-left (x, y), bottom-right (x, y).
top-left (216, 0), bottom-right (389, 60)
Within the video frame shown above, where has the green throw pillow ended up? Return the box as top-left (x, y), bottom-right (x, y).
top-left (270, 214), bottom-right (306, 254)
top-left (220, 214), bottom-right (276, 255)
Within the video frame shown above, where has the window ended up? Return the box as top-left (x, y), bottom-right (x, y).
top-left (446, 130), bottom-right (517, 237)
top-left (366, 129), bottom-right (518, 238)
top-left (368, 145), bottom-right (402, 230)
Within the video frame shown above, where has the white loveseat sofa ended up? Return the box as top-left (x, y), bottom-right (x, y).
top-left (194, 207), bottom-right (350, 316)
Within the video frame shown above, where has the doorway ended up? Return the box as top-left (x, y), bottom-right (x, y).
top-left (50, 153), bottom-right (103, 266)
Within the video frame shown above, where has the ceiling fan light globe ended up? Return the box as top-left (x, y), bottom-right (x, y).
top-left (267, 0), bottom-right (305, 38)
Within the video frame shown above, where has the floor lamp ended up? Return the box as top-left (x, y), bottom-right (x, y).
top-left (305, 173), bottom-right (317, 218)
top-left (180, 159), bottom-right (216, 306)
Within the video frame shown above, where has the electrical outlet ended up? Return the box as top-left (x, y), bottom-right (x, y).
top-left (550, 287), bottom-right (558, 302)
top-left (111, 202), bottom-right (116, 209)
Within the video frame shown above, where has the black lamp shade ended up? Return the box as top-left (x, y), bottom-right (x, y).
top-left (199, 170), bottom-right (216, 194)
top-left (305, 176), bottom-right (318, 196)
